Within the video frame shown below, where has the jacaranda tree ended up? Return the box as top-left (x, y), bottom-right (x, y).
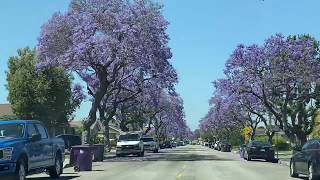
top-left (204, 34), bottom-right (320, 145)
top-left (37, 0), bottom-right (177, 142)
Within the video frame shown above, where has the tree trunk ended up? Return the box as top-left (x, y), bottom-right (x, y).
top-left (266, 131), bottom-right (275, 145)
top-left (250, 129), bottom-right (256, 141)
top-left (104, 119), bottom-right (111, 152)
top-left (144, 119), bottom-right (153, 134)
top-left (296, 130), bottom-right (307, 146)
top-left (84, 84), bottom-right (107, 144)
top-left (120, 120), bottom-right (129, 132)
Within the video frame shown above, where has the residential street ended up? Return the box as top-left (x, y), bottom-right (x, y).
top-left (28, 145), bottom-right (299, 180)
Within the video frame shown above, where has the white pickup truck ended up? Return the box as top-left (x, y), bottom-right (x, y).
top-left (116, 133), bottom-right (144, 157)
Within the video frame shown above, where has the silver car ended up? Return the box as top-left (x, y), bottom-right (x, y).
top-left (141, 137), bottom-right (159, 153)
top-left (116, 133), bottom-right (144, 157)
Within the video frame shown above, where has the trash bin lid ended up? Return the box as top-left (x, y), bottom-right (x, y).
top-left (71, 145), bottom-right (91, 150)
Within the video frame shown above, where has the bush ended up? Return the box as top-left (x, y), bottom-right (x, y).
top-left (254, 135), bottom-right (268, 142)
top-left (110, 139), bottom-right (117, 148)
top-left (273, 138), bottom-right (290, 151)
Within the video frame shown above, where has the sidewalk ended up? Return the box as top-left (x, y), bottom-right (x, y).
top-left (276, 150), bottom-right (292, 166)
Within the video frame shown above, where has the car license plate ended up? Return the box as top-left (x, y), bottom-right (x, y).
top-left (260, 149), bottom-right (265, 152)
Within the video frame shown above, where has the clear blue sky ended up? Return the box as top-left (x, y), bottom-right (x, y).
top-left (0, 0), bottom-right (319, 130)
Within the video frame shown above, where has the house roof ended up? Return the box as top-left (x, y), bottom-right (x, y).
top-left (69, 120), bottom-right (123, 133)
top-left (0, 104), bottom-right (13, 116)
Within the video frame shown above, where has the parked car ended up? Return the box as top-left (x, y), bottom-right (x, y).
top-left (220, 141), bottom-right (232, 152)
top-left (177, 141), bottom-right (184, 146)
top-left (141, 137), bottom-right (159, 153)
top-left (290, 139), bottom-right (320, 180)
top-left (164, 141), bottom-right (173, 148)
top-left (214, 141), bottom-right (223, 151)
top-left (243, 141), bottom-right (275, 162)
top-left (56, 134), bottom-right (81, 151)
top-left (208, 142), bottom-right (213, 149)
top-left (214, 141), bottom-right (220, 150)
top-left (0, 120), bottom-right (65, 180)
top-left (171, 141), bottom-right (177, 148)
top-left (116, 132), bottom-right (144, 157)
top-left (203, 142), bottom-right (209, 147)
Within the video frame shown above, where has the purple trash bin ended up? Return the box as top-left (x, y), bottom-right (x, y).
top-left (71, 145), bottom-right (93, 171)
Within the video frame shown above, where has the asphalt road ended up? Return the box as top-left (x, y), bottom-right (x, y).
top-left (28, 145), bottom-right (303, 180)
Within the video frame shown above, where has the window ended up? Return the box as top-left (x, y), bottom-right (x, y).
top-left (119, 134), bottom-right (140, 141)
top-left (302, 141), bottom-right (316, 150)
top-left (27, 124), bottom-right (38, 138)
top-left (309, 141), bottom-right (320, 150)
top-left (35, 124), bottom-right (48, 139)
top-left (0, 124), bottom-right (24, 138)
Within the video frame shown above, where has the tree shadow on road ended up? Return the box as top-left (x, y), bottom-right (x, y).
top-left (27, 175), bottom-right (80, 180)
top-left (148, 153), bottom-right (235, 162)
top-left (104, 153), bottom-right (235, 162)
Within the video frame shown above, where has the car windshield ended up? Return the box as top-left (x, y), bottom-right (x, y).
top-left (119, 134), bottom-right (140, 141)
top-left (0, 123), bottom-right (24, 139)
top-left (141, 138), bottom-right (154, 142)
top-left (251, 141), bottom-right (271, 147)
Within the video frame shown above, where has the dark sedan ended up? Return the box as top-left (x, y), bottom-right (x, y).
top-left (290, 139), bottom-right (320, 180)
top-left (160, 141), bottom-right (173, 149)
top-left (243, 141), bottom-right (275, 162)
top-left (220, 141), bottom-right (232, 152)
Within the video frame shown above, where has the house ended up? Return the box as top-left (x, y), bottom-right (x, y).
top-left (69, 120), bottom-right (123, 141)
top-left (0, 104), bottom-right (14, 117)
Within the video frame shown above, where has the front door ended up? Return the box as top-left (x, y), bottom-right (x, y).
top-left (35, 123), bottom-right (54, 167)
top-left (26, 124), bottom-right (42, 169)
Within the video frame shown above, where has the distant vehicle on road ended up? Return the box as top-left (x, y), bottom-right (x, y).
top-left (116, 132), bottom-right (144, 157)
top-left (214, 141), bottom-right (222, 151)
top-left (0, 120), bottom-right (65, 180)
top-left (171, 141), bottom-right (177, 148)
top-left (214, 141), bottom-right (219, 150)
top-left (177, 141), bottom-right (185, 146)
top-left (141, 137), bottom-right (159, 153)
top-left (209, 142), bottom-right (215, 149)
top-left (220, 141), bottom-right (232, 152)
top-left (164, 141), bottom-right (173, 148)
top-left (56, 134), bottom-right (81, 151)
top-left (203, 142), bottom-right (209, 147)
top-left (243, 141), bottom-right (275, 162)
top-left (290, 139), bottom-right (320, 180)
top-left (160, 141), bottom-right (173, 149)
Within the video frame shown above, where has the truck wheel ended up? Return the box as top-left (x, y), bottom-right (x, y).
top-left (15, 159), bottom-right (26, 180)
top-left (49, 153), bottom-right (63, 178)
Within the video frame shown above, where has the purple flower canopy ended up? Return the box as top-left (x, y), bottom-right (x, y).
top-left (37, 0), bottom-right (190, 137)
top-left (200, 34), bottom-right (320, 141)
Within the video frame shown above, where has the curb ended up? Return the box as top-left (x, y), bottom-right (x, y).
top-left (63, 159), bottom-right (70, 168)
top-left (278, 159), bottom-right (290, 166)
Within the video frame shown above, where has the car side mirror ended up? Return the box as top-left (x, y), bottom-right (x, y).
top-left (29, 134), bottom-right (41, 142)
